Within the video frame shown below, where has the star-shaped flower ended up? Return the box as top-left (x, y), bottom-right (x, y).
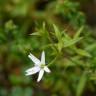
top-left (25, 51), bottom-right (51, 82)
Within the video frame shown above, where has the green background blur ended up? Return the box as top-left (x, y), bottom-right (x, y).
top-left (0, 0), bottom-right (96, 96)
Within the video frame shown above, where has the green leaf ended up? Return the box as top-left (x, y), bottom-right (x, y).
top-left (57, 42), bottom-right (63, 52)
top-left (42, 22), bottom-right (46, 31)
top-left (63, 31), bottom-right (71, 40)
top-left (5, 20), bottom-right (17, 30)
top-left (30, 32), bottom-right (41, 36)
top-left (85, 43), bottom-right (96, 51)
top-left (31, 23), bottom-right (47, 36)
top-left (75, 49), bottom-right (91, 57)
top-left (74, 26), bottom-right (84, 39)
top-left (89, 73), bottom-right (96, 80)
top-left (76, 72), bottom-right (87, 96)
top-left (63, 37), bottom-right (82, 47)
top-left (53, 24), bottom-right (62, 41)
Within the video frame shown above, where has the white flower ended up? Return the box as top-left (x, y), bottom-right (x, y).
top-left (25, 51), bottom-right (51, 82)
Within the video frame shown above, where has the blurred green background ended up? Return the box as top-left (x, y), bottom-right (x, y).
top-left (0, 0), bottom-right (96, 96)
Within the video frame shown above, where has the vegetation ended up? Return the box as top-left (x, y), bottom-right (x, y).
top-left (0, 0), bottom-right (96, 96)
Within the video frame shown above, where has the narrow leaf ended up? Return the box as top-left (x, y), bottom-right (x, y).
top-left (75, 49), bottom-right (91, 57)
top-left (30, 32), bottom-right (41, 36)
top-left (76, 72), bottom-right (87, 96)
top-left (53, 24), bottom-right (62, 41)
top-left (63, 37), bottom-right (82, 47)
top-left (74, 26), bottom-right (84, 39)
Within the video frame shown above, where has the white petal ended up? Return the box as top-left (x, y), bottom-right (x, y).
top-left (37, 69), bottom-right (44, 82)
top-left (25, 66), bottom-right (40, 76)
top-left (41, 51), bottom-right (45, 64)
top-left (44, 66), bottom-right (51, 73)
top-left (28, 53), bottom-right (40, 65)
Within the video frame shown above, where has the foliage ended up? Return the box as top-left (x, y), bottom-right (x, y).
top-left (0, 0), bottom-right (96, 96)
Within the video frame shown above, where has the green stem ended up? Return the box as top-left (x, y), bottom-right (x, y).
top-left (48, 52), bottom-right (61, 67)
top-left (48, 55), bottom-right (59, 67)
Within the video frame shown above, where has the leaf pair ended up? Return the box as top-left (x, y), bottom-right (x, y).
top-left (53, 24), bottom-right (84, 52)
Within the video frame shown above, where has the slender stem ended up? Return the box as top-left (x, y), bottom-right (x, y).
top-left (48, 54), bottom-right (59, 67)
top-left (48, 51), bottom-right (62, 67)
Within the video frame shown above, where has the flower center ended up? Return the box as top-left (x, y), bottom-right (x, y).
top-left (40, 64), bottom-right (45, 69)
